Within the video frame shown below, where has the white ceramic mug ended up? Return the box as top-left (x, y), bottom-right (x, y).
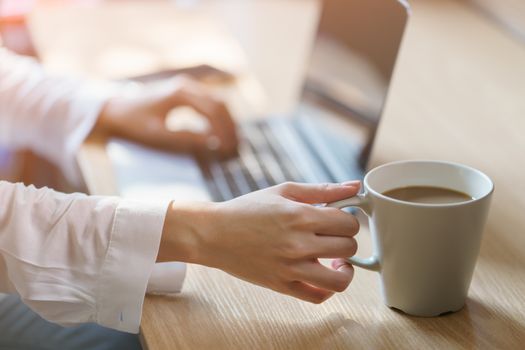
top-left (329, 160), bottom-right (493, 316)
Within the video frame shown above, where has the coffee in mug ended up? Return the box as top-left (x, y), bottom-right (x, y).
top-left (328, 160), bottom-right (493, 317)
top-left (382, 186), bottom-right (472, 204)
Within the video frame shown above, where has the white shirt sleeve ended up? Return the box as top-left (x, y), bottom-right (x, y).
top-left (0, 48), bottom-right (187, 332)
top-left (0, 182), bottom-right (170, 333)
top-left (0, 47), bottom-right (113, 185)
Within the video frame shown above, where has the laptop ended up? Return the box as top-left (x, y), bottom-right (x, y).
top-left (107, 0), bottom-right (410, 202)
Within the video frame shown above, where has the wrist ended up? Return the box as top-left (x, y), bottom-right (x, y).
top-left (93, 97), bottom-right (128, 134)
top-left (157, 200), bottom-right (218, 264)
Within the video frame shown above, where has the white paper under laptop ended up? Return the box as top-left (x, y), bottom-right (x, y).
top-left (107, 139), bottom-right (211, 202)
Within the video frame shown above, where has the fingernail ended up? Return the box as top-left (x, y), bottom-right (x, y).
top-left (337, 265), bottom-right (349, 272)
top-left (332, 259), bottom-right (346, 270)
top-left (341, 180), bottom-right (361, 187)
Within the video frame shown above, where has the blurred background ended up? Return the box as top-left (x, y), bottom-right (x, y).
top-left (1, 0), bottom-right (524, 193)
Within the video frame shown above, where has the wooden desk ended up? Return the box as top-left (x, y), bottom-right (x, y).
top-left (76, 0), bottom-right (525, 348)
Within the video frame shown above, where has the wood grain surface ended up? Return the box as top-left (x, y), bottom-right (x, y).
top-left (73, 0), bottom-right (525, 349)
top-left (468, 0), bottom-right (525, 41)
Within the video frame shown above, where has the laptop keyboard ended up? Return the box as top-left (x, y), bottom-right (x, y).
top-left (198, 114), bottom-right (370, 202)
top-left (199, 120), bottom-right (311, 201)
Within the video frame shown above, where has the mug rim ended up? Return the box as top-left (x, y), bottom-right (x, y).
top-left (363, 160), bottom-right (494, 208)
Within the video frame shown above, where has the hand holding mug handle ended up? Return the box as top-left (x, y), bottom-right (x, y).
top-left (328, 194), bottom-right (381, 272)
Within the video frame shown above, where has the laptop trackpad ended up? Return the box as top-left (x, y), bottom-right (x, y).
top-left (107, 139), bottom-right (211, 202)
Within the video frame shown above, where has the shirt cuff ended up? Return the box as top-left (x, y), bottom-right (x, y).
top-left (64, 81), bottom-right (143, 186)
top-left (61, 81), bottom-right (116, 186)
top-left (95, 199), bottom-right (170, 333)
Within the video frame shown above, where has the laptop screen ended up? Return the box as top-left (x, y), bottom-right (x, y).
top-left (306, 0), bottom-right (409, 121)
top-left (302, 0), bottom-right (409, 165)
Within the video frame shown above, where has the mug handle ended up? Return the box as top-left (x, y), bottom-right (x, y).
top-left (328, 194), bottom-right (381, 272)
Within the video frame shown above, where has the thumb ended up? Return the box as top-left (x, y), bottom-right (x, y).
top-left (278, 181), bottom-right (361, 204)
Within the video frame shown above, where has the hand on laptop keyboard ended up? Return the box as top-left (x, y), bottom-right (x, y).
top-left (94, 76), bottom-right (239, 159)
top-left (157, 181), bottom-right (361, 304)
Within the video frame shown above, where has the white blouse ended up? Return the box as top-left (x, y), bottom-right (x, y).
top-left (0, 48), bottom-right (186, 333)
